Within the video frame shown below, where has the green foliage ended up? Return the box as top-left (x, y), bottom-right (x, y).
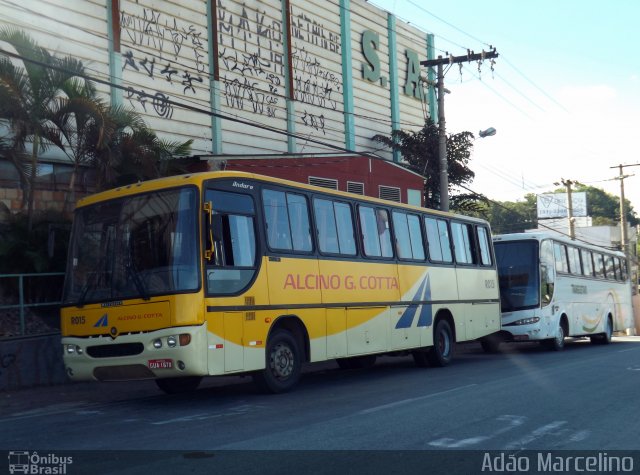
top-left (469, 194), bottom-right (538, 234)
top-left (0, 210), bottom-right (70, 273)
top-left (373, 118), bottom-right (478, 212)
top-left (0, 27), bottom-right (88, 226)
top-left (0, 30), bottom-right (195, 275)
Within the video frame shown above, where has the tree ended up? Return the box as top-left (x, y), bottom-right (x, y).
top-left (0, 27), bottom-right (86, 228)
top-left (573, 185), bottom-right (638, 227)
top-left (48, 75), bottom-right (105, 212)
top-left (90, 104), bottom-right (193, 191)
top-left (470, 194), bottom-right (538, 234)
top-left (373, 118), bottom-right (478, 212)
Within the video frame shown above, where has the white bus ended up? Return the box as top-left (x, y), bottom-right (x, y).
top-left (491, 232), bottom-right (633, 351)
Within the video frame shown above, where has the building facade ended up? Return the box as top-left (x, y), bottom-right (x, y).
top-left (1, 0), bottom-right (439, 212)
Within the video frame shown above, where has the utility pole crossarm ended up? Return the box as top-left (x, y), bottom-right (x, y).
top-left (420, 49), bottom-right (499, 67)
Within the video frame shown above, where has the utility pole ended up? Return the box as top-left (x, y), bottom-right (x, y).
top-left (421, 48), bottom-right (498, 212)
top-left (555, 179), bottom-right (578, 239)
top-left (610, 163), bottom-right (640, 285)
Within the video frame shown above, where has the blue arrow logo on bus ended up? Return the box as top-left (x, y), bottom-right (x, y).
top-left (94, 313), bottom-right (108, 327)
top-left (395, 275), bottom-right (432, 328)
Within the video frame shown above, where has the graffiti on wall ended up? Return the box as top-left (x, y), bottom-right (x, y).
top-left (217, 0), bottom-right (284, 119)
top-left (118, 1), bottom-right (345, 138)
top-left (290, 7), bottom-right (342, 137)
top-left (120, 4), bottom-right (208, 118)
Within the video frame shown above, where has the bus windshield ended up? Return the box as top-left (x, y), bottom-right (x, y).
top-left (63, 187), bottom-right (199, 305)
top-left (494, 240), bottom-right (540, 312)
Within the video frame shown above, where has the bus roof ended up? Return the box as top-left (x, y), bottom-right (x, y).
top-left (493, 231), bottom-right (625, 257)
top-left (74, 170), bottom-right (489, 224)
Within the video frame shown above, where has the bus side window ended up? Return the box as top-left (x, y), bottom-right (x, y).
top-left (376, 208), bottom-right (393, 258)
top-left (581, 249), bottom-right (594, 277)
top-left (205, 190), bottom-right (257, 295)
top-left (425, 217), bottom-right (453, 263)
top-left (451, 221), bottom-right (476, 265)
top-left (540, 240), bottom-right (555, 306)
top-left (359, 206), bottom-right (382, 257)
top-left (594, 253), bottom-right (605, 278)
top-left (567, 246), bottom-right (581, 275)
top-left (477, 226), bottom-right (493, 266)
top-left (553, 243), bottom-right (569, 273)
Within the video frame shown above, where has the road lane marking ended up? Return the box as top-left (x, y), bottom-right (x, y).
top-left (504, 420), bottom-right (567, 449)
top-left (357, 384), bottom-right (477, 415)
top-left (429, 414), bottom-right (526, 448)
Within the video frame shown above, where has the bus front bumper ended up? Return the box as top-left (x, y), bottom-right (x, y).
top-left (61, 323), bottom-right (208, 381)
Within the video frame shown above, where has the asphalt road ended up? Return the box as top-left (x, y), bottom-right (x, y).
top-left (2, 337), bottom-right (640, 474)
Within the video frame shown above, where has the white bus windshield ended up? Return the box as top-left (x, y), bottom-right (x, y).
top-left (63, 187), bottom-right (199, 305)
top-left (495, 240), bottom-right (540, 312)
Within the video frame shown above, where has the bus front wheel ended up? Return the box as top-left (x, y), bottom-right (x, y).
top-left (253, 329), bottom-right (302, 394)
top-left (543, 321), bottom-right (566, 351)
top-left (426, 319), bottom-right (454, 367)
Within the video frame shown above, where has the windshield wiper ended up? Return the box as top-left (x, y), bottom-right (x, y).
top-left (126, 261), bottom-right (150, 301)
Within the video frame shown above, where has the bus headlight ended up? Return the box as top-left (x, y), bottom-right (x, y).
top-left (513, 317), bottom-right (540, 325)
top-left (65, 344), bottom-right (83, 355)
top-left (167, 336), bottom-right (177, 348)
top-left (153, 339), bottom-right (163, 349)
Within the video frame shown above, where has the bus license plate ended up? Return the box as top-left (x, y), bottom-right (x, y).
top-left (148, 359), bottom-right (173, 369)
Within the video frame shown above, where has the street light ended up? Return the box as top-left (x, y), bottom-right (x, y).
top-left (479, 127), bottom-right (497, 138)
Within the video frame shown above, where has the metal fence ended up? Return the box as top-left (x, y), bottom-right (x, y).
top-left (0, 272), bottom-right (65, 337)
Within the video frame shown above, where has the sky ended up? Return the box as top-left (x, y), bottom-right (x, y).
top-left (369, 0), bottom-right (640, 214)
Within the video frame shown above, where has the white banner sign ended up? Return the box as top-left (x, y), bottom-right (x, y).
top-left (537, 192), bottom-right (587, 218)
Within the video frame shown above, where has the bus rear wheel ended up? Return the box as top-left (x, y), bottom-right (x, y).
top-left (155, 376), bottom-right (202, 394)
top-left (426, 319), bottom-right (454, 367)
top-left (590, 317), bottom-right (613, 345)
top-left (253, 329), bottom-right (301, 394)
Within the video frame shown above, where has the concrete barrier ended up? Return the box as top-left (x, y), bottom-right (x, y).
top-left (0, 333), bottom-right (68, 391)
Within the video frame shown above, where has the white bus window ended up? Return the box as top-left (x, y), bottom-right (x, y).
top-left (594, 253), bottom-right (605, 278)
top-left (581, 249), bottom-right (594, 276)
top-left (554, 243), bottom-right (569, 273)
top-left (620, 258), bottom-right (629, 280)
top-left (604, 255), bottom-right (615, 280)
top-left (567, 246), bottom-right (582, 275)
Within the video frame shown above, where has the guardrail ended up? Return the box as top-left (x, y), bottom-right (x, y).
top-left (0, 272), bottom-right (65, 337)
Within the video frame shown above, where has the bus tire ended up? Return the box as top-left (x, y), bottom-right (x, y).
top-left (337, 355), bottom-right (377, 370)
top-left (543, 321), bottom-right (566, 351)
top-left (253, 329), bottom-right (301, 394)
top-left (480, 334), bottom-right (502, 354)
top-left (591, 316), bottom-right (613, 345)
top-left (426, 319), bottom-right (454, 367)
top-left (155, 376), bottom-right (202, 394)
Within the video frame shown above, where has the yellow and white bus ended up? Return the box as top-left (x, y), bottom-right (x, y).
top-left (493, 232), bottom-right (633, 351)
top-left (61, 171), bottom-right (501, 393)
